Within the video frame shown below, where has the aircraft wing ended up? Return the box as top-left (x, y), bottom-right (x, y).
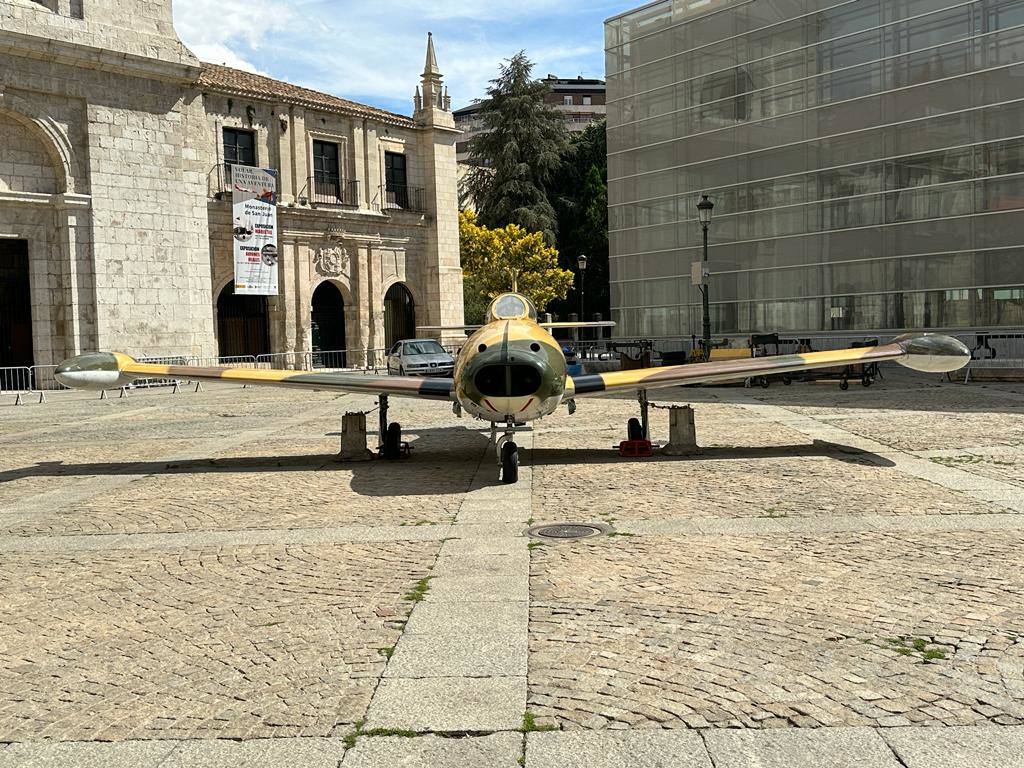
top-left (566, 334), bottom-right (970, 397)
top-left (54, 352), bottom-right (454, 400)
top-left (417, 321), bottom-right (615, 333)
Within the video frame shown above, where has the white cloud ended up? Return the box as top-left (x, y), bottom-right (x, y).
top-left (172, 0), bottom-right (610, 114)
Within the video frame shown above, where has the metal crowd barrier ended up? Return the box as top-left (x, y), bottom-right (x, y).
top-left (1, 366), bottom-right (32, 405)
top-left (257, 348), bottom-right (389, 373)
top-left (957, 333), bottom-right (1024, 383)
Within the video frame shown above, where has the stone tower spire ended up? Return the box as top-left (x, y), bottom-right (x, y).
top-left (415, 32), bottom-right (452, 125)
top-left (424, 31), bottom-right (441, 78)
top-left (411, 32), bottom-right (462, 342)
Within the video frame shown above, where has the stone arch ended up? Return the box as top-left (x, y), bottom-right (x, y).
top-left (310, 279), bottom-right (350, 367)
top-left (0, 94), bottom-right (76, 194)
top-left (383, 281), bottom-right (416, 348)
top-left (215, 282), bottom-right (270, 359)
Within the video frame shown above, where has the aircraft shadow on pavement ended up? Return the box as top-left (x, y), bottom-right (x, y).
top-left (0, 436), bottom-right (893, 495)
top-left (0, 426), bottom-right (493, 498)
top-left (530, 439), bottom-right (896, 468)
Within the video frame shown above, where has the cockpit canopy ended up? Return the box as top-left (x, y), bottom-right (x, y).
top-left (486, 293), bottom-right (538, 322)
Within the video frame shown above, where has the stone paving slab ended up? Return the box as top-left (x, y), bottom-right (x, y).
top-left (162, 737), bottom-right (346, 767)
top-left (0, 524), bottom-right (452, 552)
top-left (0, 740), bottom-right (180, 768)
top-left (342, 733), bottom-right (522, 768)
top-left (703, 727), bottom-right (902, 768)
top-left (426, 574), bottom-right (529, 603)
top-left (883, 725), bottom-right (1024, 768)
top-left (384, 631), bottom-right (527, 678)
top-left (364, 676), bottom-right (525, 732)
top-left (526, 730), bottom-right (713, 768)
top-left (433, 551), bottom-right (530, 576)
top-left (404, 601), bottom-right (529, 635)
top-left (4, 381), bottom-right (1024, 750)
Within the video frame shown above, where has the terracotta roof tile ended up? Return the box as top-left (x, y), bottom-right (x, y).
top-left (198, 63), bottom-right (415, 127)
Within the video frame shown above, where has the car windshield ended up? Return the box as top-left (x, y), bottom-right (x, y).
top-left (403, 341), bottom-right (445, 355)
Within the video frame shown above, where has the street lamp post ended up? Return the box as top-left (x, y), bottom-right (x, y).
top-left (697, 194), bottom-right (714, 359)
top-left (577, 254), bottom-right (588, 344)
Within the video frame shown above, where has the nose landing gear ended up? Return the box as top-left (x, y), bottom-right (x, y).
top-left (492, 419), bottom-right (528, 484)
top-left (500, 440), bottom-right (519, 484)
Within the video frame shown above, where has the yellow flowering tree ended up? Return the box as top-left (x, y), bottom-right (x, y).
top-left (459, 211), bottom-right (573, 321)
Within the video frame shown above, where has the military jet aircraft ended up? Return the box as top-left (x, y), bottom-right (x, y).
top-left (55, 292), bottom-right (970, 483)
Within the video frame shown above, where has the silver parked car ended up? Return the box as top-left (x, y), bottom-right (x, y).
top-left (386, 339), bottom-right (455, 377)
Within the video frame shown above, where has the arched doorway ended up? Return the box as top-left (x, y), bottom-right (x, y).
top-left (216, 283), bottom-right (269, 358)
top-left (0, 239), bottom-right (33, 369)
top-left (311, 281), bottom-right (347, 367)
top-left (384, 282), bottom-right (416, 348)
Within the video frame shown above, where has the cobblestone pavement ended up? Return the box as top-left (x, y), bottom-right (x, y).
top-left (1, 372), bottom-right (1023, 765)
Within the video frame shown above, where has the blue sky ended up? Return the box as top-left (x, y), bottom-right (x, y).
top-left (173, 0), bottom-right (623, 116)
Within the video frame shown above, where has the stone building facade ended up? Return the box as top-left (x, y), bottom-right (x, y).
top-left (0, 0), bottom-right (464, 372)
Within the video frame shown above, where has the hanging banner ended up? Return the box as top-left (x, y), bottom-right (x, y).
top-left (231, 165), bottom-right (279, 296)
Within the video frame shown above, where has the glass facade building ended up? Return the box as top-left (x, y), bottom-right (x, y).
top-left (605, 0), bottom-right (1024, 339)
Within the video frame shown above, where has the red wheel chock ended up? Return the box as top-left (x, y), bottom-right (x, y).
top-left (618, 439), bottom-right (653, 458)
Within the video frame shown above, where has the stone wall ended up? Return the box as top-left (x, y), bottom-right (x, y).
top-left (1, 2), bottom-right (464, 368)
top-left (0, 0), bottom-right (218, 364)
top-left (0, 114), bottom-right (59, 195)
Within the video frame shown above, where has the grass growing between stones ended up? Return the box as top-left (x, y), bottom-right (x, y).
top-left (403, 577), bottom-right (433, 602)
top-left (885, 636), bottom-right (948, 662)
top-left (521, 711), bottom-right (556, 733)
top-left (343, 719), bottom-right (420, 749)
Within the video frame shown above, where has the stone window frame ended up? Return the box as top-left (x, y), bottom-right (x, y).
top-left (306, 129), bottom-right (350, 186)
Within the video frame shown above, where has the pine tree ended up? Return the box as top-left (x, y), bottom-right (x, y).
top-left (466, 52), bottom-right (569, 244)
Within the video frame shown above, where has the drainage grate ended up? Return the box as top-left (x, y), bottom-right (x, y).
top-left (526, 523), bottom-right (609, 541)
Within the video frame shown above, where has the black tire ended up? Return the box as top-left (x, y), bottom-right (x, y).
top-left (862, 374), bottom-right (872, 387)
top-left (840, 378), bottom-right (849, 391)
top-left (383, 422), bottom-right (402, 459)
top-left (627, 417), bottom-right (643, 441)
top-left (759, 376), bottom-right (770, 388)
top-left (782, 375), bottom-right (792, 385)
top-left (501, 441), bottom-right (519, 484)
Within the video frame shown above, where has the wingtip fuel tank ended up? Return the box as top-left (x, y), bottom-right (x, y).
top-left (892, 333), bottom-right (971, 373)
top-left (54, 352), bottom-right (137, 391)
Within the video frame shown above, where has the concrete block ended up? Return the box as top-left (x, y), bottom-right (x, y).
top-left (661, 405), bottom-right (700, 456)
top-left (340, 411), bottom-right (373, 461)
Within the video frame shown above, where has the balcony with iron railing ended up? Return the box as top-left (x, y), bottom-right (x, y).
top-left (377, 184), bottom-right (426, 213)
top-left (299, 177), bottom-right (359, 208)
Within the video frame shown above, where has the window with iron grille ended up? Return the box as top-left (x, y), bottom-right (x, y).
top-left (384, 151), bottom-right (408, 208)
top-left (313, 140), bottom-right (341, 200)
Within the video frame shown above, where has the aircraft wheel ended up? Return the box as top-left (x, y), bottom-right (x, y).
top-left (627, 417), bottom-right (643, 441)
top-left (501, 440), bottom-right (519, 484)
top-left (862, 374), bottom-right (872, 387)
top-left (759, 376), bottom-right (770, 388)
top-left (840, 378), bottom-right (850, 391)
top-left (782, 374), bottom-right (792, 385)
top-left (383, 422), bottom-right (402, 459)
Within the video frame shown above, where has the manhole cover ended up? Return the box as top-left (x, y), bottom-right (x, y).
top-left (526, 523), bottom-right (609, 540)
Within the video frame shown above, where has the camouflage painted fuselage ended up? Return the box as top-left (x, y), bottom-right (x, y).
top-left (455, 317), bottom-right (568, 423)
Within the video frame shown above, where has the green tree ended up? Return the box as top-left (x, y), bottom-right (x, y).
top-left (549, 120), bottom-right (609, 321)
top-left (460, 211), bottom-right (573, 321)
top-left (466, 52), bottom-right (569, 244)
